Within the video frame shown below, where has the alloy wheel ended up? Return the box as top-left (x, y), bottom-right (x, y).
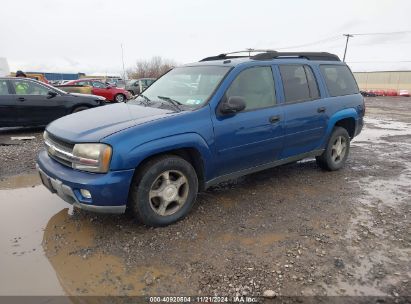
top-left (149, 170), bottom-right (189, 216)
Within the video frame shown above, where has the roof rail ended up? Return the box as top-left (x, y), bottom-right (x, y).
top-left (200, 50), bottom-right (340, 62)
top-left (252, 51), bottom-right (340, 61)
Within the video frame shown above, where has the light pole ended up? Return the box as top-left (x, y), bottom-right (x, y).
top-left (121, 43), bottom-right (126, 80)
top-left (343, 34), bottom-right (353, 62)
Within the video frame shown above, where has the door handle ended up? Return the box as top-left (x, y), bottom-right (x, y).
top-left (269, 115), bottom-right (281, 123)
top-left (18, 97), bottom-right (26, 102)
top-left (317, 107), bottom-right (326, 113)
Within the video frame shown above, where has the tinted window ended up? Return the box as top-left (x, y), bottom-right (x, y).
top-left (226, 66), bottom-right (276, 110)
top-left (0, 80), bottom-right (10, 95)
top-left (320, 65), bottom-right (359, 97)
top-left (280, 65), bottom-right (311, 103)
top-left (12, 80), bottom-right (49, 95)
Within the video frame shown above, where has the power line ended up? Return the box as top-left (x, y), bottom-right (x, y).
top-left (347, 60), bottom-right (411, 63)
top-left (276, 35), bottom-right (342, 50)
top-left (349, 31), bottom-right (411, 36)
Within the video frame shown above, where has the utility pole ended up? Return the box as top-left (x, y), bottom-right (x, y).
top-left (343, 34), bottom-right (353, 62)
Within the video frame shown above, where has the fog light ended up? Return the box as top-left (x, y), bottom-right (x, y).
top-left (80, 189), bottom-right (92, 199)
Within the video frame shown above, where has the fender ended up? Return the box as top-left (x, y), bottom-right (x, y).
top-left (109, 132), bottom-right (213, 178)
top-left (321, 108), bottom-right (359, 147)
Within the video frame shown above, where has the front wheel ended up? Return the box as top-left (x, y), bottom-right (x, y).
top-left (72, 106), bottom-right (89, 113)
top-left (316, 127), bottom-right (350, 171)
top-left (114, 94), bottom-right (126, 103)
top-left (129, 155), bottom-right (198, 227)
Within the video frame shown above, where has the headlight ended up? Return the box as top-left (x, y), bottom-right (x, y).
top-left (72, 143), bottom-right (112, 173)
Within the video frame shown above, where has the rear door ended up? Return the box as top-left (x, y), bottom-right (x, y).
top-left (11, 79), bottom-right (66, 126)
top-left (278, 64), bottom-right (327, 158)
top-left (0, 79), bottom-right (17, 127)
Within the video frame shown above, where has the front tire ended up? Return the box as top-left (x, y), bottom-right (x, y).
top-left (316, 127), bottom-right (350, 171)
top-left (129, 155), bottom-right (198, 227)
top-left (72, 106), bottom-right (89, 113)
top-left (114, 94), bottom-right (126, 103)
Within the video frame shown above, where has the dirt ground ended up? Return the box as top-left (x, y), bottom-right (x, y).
top-left (0, 97), bottom-right (410, 302)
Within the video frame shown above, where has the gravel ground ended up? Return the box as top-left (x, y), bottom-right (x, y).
top-left (1, 97), bottom-right (410, 302)
top-left (0, 128), bottom-right (44, 177)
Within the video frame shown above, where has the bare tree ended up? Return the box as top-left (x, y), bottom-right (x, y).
top-left (127, 56), bottom-right (176, 79)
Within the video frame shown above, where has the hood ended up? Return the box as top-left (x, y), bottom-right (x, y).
top-left (46, 103), bottom-right (175, 142)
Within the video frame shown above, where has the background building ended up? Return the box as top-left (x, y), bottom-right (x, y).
top-left (354, 71), bottom-right (411, 91)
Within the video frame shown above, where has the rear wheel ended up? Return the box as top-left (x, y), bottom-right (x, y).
top-left (316, 127), bottom-right (350, 171)
top-left (114, 94), bottom-right (126, 102)
top-left (72, 106), bottom-right (89, 113)
top-left (129, 155), bottom-right (198, 227)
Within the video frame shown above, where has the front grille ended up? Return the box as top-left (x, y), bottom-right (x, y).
top-left (44, 132), bottom-right (75, 168)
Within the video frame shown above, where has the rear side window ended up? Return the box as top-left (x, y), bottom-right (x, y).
top-left (0, 80), bottom-right (10, 95)
top-left (320, 65), bottom-right (359, 97)
top-left (279, 65), bottom-right (320, 103)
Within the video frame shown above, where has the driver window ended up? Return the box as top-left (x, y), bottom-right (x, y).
top-left (12, 80), bottom-right (50, 95)
top-left (92, 81), bottom-right (106, 88)
top-left (225, 66), bottom-right (276, 111)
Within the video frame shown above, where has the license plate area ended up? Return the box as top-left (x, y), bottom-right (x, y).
top-left (39, 171), bottom-right (56, 194)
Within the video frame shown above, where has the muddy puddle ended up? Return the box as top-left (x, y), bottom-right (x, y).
top-left (0, 175), bottom-right (67, 295)
top-left (323, 116), bottom-right (411, 296)
top-left (0, 174), bottom-right (180, 296)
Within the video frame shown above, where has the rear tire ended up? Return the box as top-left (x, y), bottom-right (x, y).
top-left (129, 155), bottom-right (198, 227)
top-left (316, 127), bottom-right (350, 171)
top-left (72, 106), bottom-right (89, 113)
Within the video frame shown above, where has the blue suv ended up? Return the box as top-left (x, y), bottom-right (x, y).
top-left (37, 51), bottom-right (365, 227)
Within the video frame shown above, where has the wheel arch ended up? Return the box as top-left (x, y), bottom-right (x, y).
top-left (71, 103), bottom-right (92, 113)
top-left (132, 147), bottom-right (206, 191)
top-left (327, 108), bottom-right (358, 137)
top-left (111, 133), bottom-right (213, 191)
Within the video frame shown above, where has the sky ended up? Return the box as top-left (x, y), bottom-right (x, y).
top-left (1, 0), bottom-right (411, 76)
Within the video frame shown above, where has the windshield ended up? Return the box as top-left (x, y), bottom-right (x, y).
top-left (131, 66), bottom-right (230, 108)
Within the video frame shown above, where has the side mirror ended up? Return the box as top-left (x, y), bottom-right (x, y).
top-left (47, 91), bottom-right (58, 99)
top-left (219, 96), bottom-right (246, 115)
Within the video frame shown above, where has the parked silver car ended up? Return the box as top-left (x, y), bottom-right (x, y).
top-left (125, 78), bottom-right (156, 95)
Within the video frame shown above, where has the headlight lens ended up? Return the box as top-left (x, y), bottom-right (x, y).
top-left (72, 143), bottom-right (112, 173)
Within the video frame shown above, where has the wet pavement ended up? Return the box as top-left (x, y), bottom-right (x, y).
top-left (0, 97), bottom-right (410, 298)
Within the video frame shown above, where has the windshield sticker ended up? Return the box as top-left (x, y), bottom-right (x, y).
top-left (186, 99), bottom-right (202, 105)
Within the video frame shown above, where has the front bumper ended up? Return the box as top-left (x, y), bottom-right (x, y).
top-left (37, 150), bottom-right (135, 214)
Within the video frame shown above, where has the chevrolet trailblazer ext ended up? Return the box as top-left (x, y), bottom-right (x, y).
top-left (37, 51), bottom-right (364, 227)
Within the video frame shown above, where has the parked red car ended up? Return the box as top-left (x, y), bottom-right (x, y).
top-left (65, 79), bottom-right (131, 102)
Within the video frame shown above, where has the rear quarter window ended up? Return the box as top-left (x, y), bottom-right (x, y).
top-left (320, 65), bottom-right (359, 97)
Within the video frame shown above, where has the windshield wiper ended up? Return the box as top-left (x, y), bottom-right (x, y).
top-left (157, 96), bottom-right (183, 111)
top-left (133, 93), bottom-right (152, 106)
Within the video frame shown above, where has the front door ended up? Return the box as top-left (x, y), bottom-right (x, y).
top-left (91, 81), bottom-right (112, 100)
top-left (212, 66), bottom-right (284, 176)
top-left (11, 79), bottom-right (66, 126)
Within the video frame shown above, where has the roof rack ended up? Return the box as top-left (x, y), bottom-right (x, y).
top-left (200, 50), bottom-right (340, 62)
